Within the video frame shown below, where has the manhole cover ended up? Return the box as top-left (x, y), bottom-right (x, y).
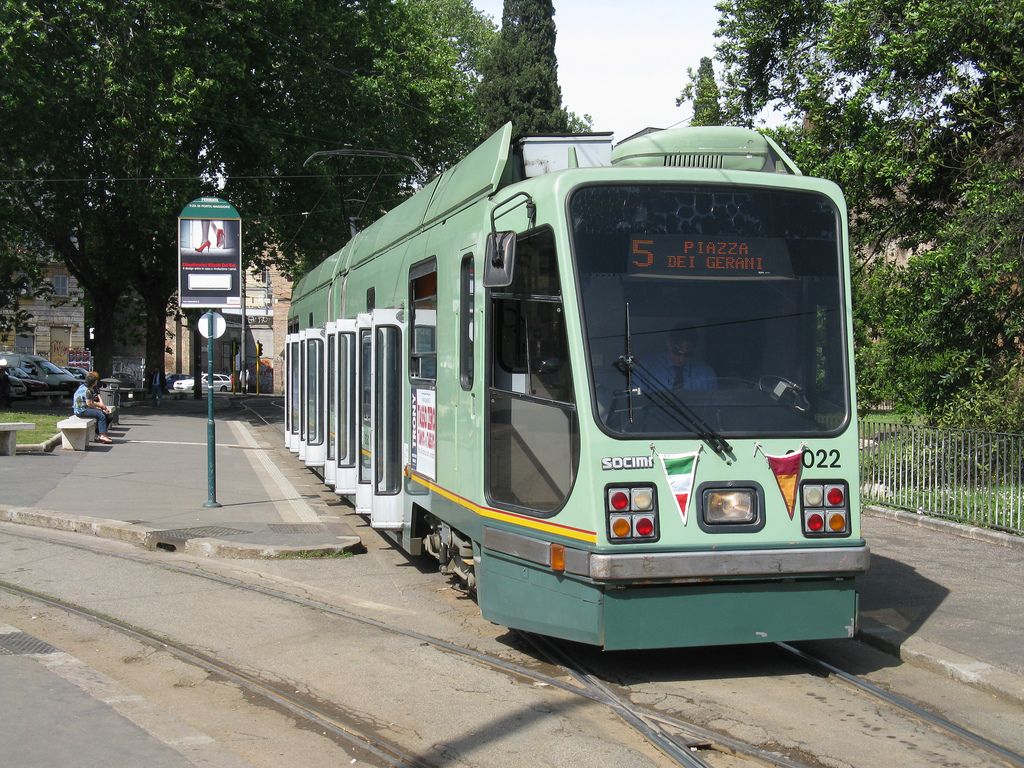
top-left (152, 526), bottom-right (252, 540)
top-left (267, 524), bottom-right (328, 534)
top-left (0, 632), bottom-right (58, 655)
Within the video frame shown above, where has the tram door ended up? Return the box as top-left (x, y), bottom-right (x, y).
top-left (304, 327), bottom-right (327, 470)
top-left (286, 332), bottom-right (300, 452)
top-left (323, 322), bottom-right (338, 488)
top-left (297, 329), bottom-right (308, 461)
top-left (369, 308), bottom-right (405, 529)
top-left (354, 314), bottom-right (372, 516)
top-left (332, 319), bottom-right (359, 496)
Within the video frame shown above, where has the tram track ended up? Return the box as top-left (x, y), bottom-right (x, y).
top-left (0, 525), bottom-right (798, 767)
top-left (1, 523), bottom-right (1021, 768)
top-left (774, 642), bottom-right (1024, 768)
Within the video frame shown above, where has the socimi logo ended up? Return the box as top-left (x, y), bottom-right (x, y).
top-left (601, 456), bottom-right (655, 470)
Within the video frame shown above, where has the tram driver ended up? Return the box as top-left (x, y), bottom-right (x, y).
top-left (643, 325), bottom-right (717, 391)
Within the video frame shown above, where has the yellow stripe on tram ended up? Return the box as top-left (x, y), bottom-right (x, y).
top-left (406, 470), bottom-right (597, 544)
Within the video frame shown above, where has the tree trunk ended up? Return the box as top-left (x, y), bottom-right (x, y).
top-left (90, 297), bottom-right (117, 378)
top-left (142, 291), bottom-right (171, 376)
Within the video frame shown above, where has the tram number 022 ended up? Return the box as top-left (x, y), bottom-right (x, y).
top-left (802, 448), bottom-right (841, 469)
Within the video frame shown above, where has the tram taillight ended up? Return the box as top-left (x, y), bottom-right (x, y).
top-left (800, 481), bottom-right (850, 538)
top-left (609, 490), bottom-right (630, 511)
top-left (606, 484), bottom-right (659, 542)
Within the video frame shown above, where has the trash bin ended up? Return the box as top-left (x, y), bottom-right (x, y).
top-left (98, 378), bottom-right (122, 409)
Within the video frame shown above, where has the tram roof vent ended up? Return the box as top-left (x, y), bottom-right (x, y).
top-left (612, 126), bottom-right (802, 175)
top-left (663, 153), bottom-right (724, 169)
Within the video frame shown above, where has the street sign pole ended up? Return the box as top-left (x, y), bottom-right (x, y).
top-left (203, 311), bottom-right (223, 509)
top-left (178, 197), bottom-right (238, 510)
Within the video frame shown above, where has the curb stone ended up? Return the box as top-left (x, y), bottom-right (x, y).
top-left (858, 617), bottom-right (1024, 708)
top-left (13, 432), bottom-right (62, 454)
top-left (863, 505), bottom-right (1023, 550)
top-left (0, 505), bottom-right (362, 559)
top-left (0, 506), bottom-right (155, 546)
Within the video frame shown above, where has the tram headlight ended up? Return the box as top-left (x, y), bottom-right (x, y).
top-left (703, 489), bottom-right (755, 524)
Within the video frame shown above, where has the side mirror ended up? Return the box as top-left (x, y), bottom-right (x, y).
top-left (483, 231), bottom-right (516, 288)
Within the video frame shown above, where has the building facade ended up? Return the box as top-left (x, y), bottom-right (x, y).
top-left (0, 264), bottom-right (87, 367)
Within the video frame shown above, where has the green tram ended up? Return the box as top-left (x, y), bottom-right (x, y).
top-left (285, 124), bottom-right (870, 649)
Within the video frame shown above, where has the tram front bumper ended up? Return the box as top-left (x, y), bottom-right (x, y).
top-left (588, 544), bottom-right (870, 583)
top-left (482, 526), bottom-right (870, 584)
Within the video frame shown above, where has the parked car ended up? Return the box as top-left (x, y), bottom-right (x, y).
top-left (172, 373), bottom-right (231, 393)
top-left (1, 365), bottom-right (28, 399)
top-left (0, 352), bottom-right (79, 394)
top-left (165, 373), bottom-right (190, 389)
top-left (63, 366), bottom-right (89, 380)
top-left (9, 366), bottom-right (48, 396)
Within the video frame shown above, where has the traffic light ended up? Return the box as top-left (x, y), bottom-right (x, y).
top-left (255, 341), bottom-right (263, 357)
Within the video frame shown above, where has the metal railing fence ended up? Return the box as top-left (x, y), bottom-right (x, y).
top-left (858, 420), bottom-right (1024, 535)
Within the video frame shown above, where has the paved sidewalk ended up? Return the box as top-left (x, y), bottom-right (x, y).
top-left (0, 396), bottom-right (361, 557)
top-left (857, 508), bottom-right (1024, 707)
top-left (2, 398), bottom-right (1022, 707)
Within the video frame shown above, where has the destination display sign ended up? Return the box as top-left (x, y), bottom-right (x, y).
top-left (627, 235), bottom-right (792, 278)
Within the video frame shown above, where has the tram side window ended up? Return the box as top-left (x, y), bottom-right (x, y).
top-left (306, 337), bottom-right (323, 446)
top-left (460, 254), bottom-right (474, 390)
top-left (487, 227), bottom-right (579, 515)
top-left (327, 335), bottom-right (336, 461)
top-left (410, 261), bottom-right (437, 382)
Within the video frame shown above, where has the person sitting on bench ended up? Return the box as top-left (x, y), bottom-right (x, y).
top-left (73, 371), bottom-right (113, 444)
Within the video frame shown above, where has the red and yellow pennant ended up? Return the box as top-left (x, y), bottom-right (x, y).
top-left (756, 445), bottom-right (804, 519)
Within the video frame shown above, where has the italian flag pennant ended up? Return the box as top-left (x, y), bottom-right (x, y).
top-left (764, 450), bottom-right (803, 519)
top-left (659, 450), bottom-right (701, 525)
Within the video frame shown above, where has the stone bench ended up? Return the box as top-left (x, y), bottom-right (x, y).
top-left (57, 416), bottom-right (97, 451)
top-left (0, 422), bottom-right (34, 456)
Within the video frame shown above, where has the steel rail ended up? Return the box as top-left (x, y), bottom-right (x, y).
top-left (521, 632), bottom-right (812, 768)
top-left (0, 579), bottom-right (428, 768)
top-left (0, 525), bottom-right (807, 768)
top-left (520, 633), bottom-right (714, 768)
top-left (775, 642), bottom-right (1024, 768)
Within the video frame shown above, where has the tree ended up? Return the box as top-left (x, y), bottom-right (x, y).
top-left (715, 0), bottom-right (1024, 428)
top-left (476, 0), bottom-right (582, 136)
top-left (0, 0), bottom-right (495, 375)
top-left (0, 232), bottom-right (52, 338)
top-left (676, 57), bottom-right (724, 126)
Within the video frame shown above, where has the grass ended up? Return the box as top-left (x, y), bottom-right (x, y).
top-left (1, 410), bottom-right (62, 444)
top-left (273, 548), bottom-right (356, 559)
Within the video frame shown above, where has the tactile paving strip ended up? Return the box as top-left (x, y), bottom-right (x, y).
top-left (266, 524), bottom-right (328, 534)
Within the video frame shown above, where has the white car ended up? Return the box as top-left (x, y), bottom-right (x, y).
top-left (172, 373), bottom-right (232, 393)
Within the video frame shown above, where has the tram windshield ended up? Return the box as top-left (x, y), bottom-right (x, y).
top-left (570, 184), bottom-right (850, 437)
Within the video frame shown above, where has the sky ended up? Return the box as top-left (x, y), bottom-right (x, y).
top-left (471, 0), bottom-right (725, 142)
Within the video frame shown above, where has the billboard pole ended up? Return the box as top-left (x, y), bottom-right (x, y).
top-left (203, 311), bottom-right (221, 509)
top-left (240, 267), bottom-right (247, 393)
top-left (178, 197), bottom-right (240, 510)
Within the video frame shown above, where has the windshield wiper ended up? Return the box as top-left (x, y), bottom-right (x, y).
top-left (612, 304), bottom-right (732, 457)
top-left (630, 360), bottom-right (733, 458)
top-left (614, 302), bottom-right (640, 423)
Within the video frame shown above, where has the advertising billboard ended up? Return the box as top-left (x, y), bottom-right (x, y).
top-left (178, 197), bottom-right (241, 309)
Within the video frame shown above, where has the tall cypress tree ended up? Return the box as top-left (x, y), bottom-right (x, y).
top-left (677, 57), bottom-right (724, 126)
top-left (476, 0), bottom-right (571, 136)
